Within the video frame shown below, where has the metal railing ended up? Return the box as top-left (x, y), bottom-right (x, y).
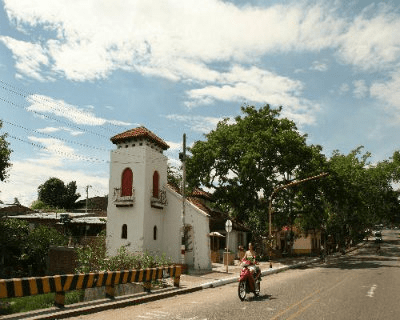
top-left (0, 265), bottom-right (181, 308)
top-left (151, 187), bottom-right (168, 208)
top-left (113, 187), bottom-right (135, 206)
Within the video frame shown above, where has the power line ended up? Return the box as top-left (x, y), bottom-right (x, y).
top-left (0, 79), bottom-right (130, 133)
top-left (7, 134), bottom-right (109, 163)
top-left (0, 95), bottom-right (109, 138)
top-left (2, 119), bottom-right (110, 152)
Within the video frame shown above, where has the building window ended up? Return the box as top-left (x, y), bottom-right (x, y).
top-left (153, 226), bottom-right (157, 240)
top-left (122, 224), bottom-right (127, 239)
top-left (152, 171), bottom-right (159, 198)
top-left (121, 168), bottom-right (133, 196)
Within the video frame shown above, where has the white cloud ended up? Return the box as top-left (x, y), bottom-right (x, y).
top-left (185, 65), bottom-right (318, 125)
top-left (310, 61), bottom-right (328, 72)
top-left (0, 135), bottom-right (108, 206)
top-left (353, 80), bottom-right (368, 99)
top-left (37, 126), bottom-right (84, 136)
top-left (165, 141), bottom-right (181, 151)
top-left (26, 94), bottom-right (129, 127)
top-left (0, 159), bottom-right (108, 206)
top-left (2, 0), bottom-right (399, 81)
top-left (370, 71), bottom-right (400, 110)
top-left (0, 1), bottom-right (347, 82)
top-left (2, 0), bottom-right (400, 129)
top-left (165, 114), bottom-right (223, 133)
top-left (0, 36), bottom-right (51, 81)
top-left (339, 83), bottom-right (350, 95)
top-left (337, 4), bottom-right (400, 71)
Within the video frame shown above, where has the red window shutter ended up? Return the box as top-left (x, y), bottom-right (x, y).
top-left (153, 171), bottom-right (159, 198)
top-left (121, 168), bottom-right (133, 196)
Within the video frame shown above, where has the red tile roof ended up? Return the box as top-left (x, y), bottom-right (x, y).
top-left (110, 126), bottom-right (170, 150)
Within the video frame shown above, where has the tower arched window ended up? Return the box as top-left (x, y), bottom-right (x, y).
top-left (121, 168), bottom-right (133, 196)
top-left (121, 224), bottom-right (127, 239)
top-left (153, 226), bottom-right (157, 240)
top-left (152, 171), bottom-right (159, 198)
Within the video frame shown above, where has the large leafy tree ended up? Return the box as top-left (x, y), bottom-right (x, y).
top-left (0, 120), bottom-right (12, 182)
top-left (38, 177), bottom-right (81, 209)
top-left (186, 105), bottom-right (324, 238)
top-left (0, 219), bottom-right (67, 277)
top-left (296, 147), bottom-right (400, 248)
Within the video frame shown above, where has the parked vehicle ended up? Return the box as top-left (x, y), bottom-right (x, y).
top-left (238, 264), bottom-right (261, 301)
top-left (374, 231), bottom-right (382, 243)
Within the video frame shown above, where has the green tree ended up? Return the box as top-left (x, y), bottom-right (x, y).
top-left (186, 104), bottom-right (324, 240)
top-left (0, 120), bottom-right (12, 182)
top-left (0, 219), bottom-right (67, 277)
top-left (0, 219), bottom-right (29, 277)
top-left (38, 177), bottom-right (81, 209)
top-left (26, 225), bottom-right (67, 275)
top-left (296, 147), bottom-right (400, 249)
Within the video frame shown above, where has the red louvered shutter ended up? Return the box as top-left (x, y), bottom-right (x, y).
top-left (121, 168), bottom-right (133, 196)
top-left (153, 171), bottom-right (159, 198)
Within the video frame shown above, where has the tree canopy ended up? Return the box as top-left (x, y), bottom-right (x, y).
top-left (0, 219), bottom-right (67, 277)
top-left (0, 120), bottom-right (12, 182)
top-left (186, 104), bottom-right (400, 250)
top-left (37, 177), bottom-right (81, 209)
top-left (186, 105), bottom-right (325, 239)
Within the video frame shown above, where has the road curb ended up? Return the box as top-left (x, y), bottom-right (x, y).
top-left (4, 245), bottom-right (366, 319)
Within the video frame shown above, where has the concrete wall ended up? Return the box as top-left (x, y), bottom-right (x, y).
top-left (47, 246), bottom-right (77, 275)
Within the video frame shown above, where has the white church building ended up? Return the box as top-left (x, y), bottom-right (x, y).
top-left (106, 127), bottom-right (213, 270)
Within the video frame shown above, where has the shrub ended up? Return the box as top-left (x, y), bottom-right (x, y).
top-left (75, 231), bottom-right (173, 273)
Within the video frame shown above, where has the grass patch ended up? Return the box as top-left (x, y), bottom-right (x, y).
top-left (0, 290), bottom-right (84, 315)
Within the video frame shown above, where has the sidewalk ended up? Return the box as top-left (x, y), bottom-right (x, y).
top-left (179, 241), bottom-right (368, 289)
top-left (179, 256), bottom-right (320, 289)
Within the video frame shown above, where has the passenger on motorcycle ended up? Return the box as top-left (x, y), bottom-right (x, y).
top-left (241, 243), bottom-right (261, 278)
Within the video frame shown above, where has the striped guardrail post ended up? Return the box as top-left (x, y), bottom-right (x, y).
top-left (0, 265), bottom-right (182, 308)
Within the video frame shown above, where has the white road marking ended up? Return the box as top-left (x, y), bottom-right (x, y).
top-left (367, 284), bottom-right (377, 297)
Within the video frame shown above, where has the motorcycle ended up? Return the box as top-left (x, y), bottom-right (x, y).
top-left (238, 263), bottom-right (261, 301)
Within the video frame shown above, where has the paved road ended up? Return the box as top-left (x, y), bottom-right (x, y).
top-left (71, 229), bottom-right (400, 320)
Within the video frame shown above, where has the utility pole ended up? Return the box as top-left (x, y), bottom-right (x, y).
top-left (85, 185), bottom-right (92, 214)
top-left (267, 172), bottom-right (329, 267)
top-left (179, 134), bottom-right (187, 265)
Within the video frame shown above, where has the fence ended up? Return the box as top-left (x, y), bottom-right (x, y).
top-left (0, 265), bottom-right (181, 308)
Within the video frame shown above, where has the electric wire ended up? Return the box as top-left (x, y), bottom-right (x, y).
top-left (0, 95), bottom-right (109, 138)
top-left (7, 134), bottom-right (108, 163)
top-left (0, 79), bottom-right (130, 133)
top-left (2, 119), bottom-right (110, 152)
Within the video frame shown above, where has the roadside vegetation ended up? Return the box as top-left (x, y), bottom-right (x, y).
top-left (0, 219), bottom-right (68, 278)
top-left (186, 104), bottom-right (400, 252)
top-left (0, 291), bottom-right (84, 315)
top-left (75, 231), bottom-right (173, 273)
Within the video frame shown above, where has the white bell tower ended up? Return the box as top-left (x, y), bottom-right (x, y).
top-left (106, 127), bottom-right (169, 256)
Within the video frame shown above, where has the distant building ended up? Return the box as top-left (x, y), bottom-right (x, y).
top-left (0, 203), bottom-right (33, 218)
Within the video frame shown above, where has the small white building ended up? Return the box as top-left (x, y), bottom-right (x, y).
top-left (106, 127), bottom-right (212, 270)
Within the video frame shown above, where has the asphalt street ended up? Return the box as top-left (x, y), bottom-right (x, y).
top-left (69, 229), bottom-right (400, 320)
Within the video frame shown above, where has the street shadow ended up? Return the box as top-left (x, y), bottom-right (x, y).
top-left (246, 293), bottom-right (274, 302)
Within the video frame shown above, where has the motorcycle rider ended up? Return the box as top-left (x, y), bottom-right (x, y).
top-left (242, 242), bottom-right (261, 279)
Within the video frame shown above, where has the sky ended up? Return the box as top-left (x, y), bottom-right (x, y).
top-left (1, 0), bottom-right (400, 206)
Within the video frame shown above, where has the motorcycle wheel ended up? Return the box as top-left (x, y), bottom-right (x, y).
top-left (254, 280), bottom-right (260, 297)
top-left (238, 281), bottom-right (247, 301)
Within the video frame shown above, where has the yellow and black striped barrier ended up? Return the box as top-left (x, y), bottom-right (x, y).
top-left (0, 265), bottom-right (181, 307)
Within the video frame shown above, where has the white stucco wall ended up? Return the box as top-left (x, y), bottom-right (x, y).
top-left (107, 145), bottom-right (147, 255)
top-left (163, 188), bottom-right (211, 270)
top-left (107, 137), bottom-right (211, 270)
